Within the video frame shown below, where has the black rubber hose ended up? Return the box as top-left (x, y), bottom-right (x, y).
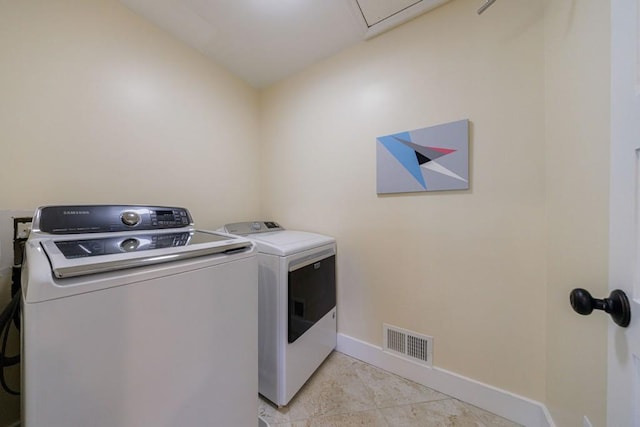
top-left (0, 292), bottom-right (20, 395)
top-left (0, 293), bottom-right (15, 329)
top-left (0, 293), bottom-right (20, 367)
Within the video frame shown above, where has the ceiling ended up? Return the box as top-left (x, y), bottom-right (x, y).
top-left (120, 0), bottom-right (451, 88)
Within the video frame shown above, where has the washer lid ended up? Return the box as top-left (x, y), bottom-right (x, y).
top-left (248, 230), bottom-right (335, 256)
top-left (41, 230), bottom-right (252, 278)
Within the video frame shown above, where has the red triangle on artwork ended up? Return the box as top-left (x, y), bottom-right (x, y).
top-left (426, 146), bottom-right (456, 155)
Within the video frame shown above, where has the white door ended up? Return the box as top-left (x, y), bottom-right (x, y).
top-left (609, 0), bottom-right (640, 425)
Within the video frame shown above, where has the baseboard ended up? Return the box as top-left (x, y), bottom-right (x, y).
top-left (337, 333), bottom-right (555, 427)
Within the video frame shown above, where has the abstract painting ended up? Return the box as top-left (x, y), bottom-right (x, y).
top-left (376, 119), bottom-right (469, 194)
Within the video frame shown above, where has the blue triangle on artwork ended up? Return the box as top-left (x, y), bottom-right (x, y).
top-left (378, 133), bottom-right (426, 189)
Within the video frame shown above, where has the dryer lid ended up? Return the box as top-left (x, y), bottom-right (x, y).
top-left (248, 230), bottom-right (335, 256)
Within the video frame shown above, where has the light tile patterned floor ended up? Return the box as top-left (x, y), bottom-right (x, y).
top-left (259, 351), bottom-right (521, 427)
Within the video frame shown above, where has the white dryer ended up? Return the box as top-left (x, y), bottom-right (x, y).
top-left (222, 221), bottom-right (336, 407)
top-left (22, 205), bottom-right (259, 427)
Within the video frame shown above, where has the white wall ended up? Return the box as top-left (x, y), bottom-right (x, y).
top-left (0, 1), bottom-right (261, 424)
top-left (544, 1), bottom-right (610, 426)
top-left (261, 0), bottom-right (547, 402)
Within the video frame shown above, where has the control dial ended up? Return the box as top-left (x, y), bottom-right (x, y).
top-left (251, 222), bottom-right (262, 231)
top-left (121, 211), bottom-right (140, 227)
top-left (120, 238), bottom-right (140, 252)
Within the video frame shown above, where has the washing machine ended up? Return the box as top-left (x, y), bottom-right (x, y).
top-left (22, 205), bottom-right (259, 427)
top-left (221, 221), bottom-right (336, 406)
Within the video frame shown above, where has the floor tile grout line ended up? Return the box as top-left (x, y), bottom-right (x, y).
top-left (349, 352), bottom-right (459, 413)
top-left (373, 407), bottom-right (393, 427)
top-left (373, 395), bottom-right (453, 410)
top-left (273, 406), bottom-right (393, 427)
top-left (377, 397), bottom-right (457, 412)
top-left (343, 350), bottom-right (462, 403)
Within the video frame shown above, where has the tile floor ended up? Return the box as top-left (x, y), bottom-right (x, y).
top-left (258, 351), bottom-right (522, 427)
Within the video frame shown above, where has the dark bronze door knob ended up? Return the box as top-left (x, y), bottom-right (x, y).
top-left (570, 288), bottom-right (631, 327)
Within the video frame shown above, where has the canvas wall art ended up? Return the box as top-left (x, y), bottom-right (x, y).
top-left (376, 119), bottom-right (469, 194)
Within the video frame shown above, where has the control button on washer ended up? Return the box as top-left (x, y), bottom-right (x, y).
top-left (120, 238), bottom-right (140, 252)
top-left (121, 211), bottom-right (140, 227)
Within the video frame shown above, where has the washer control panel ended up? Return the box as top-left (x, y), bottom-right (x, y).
top-left (223, 221), bottom-right (283, 235)
top-left (35, 205), bottom-right (193, 234)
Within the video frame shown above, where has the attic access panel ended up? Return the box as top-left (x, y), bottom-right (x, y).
top-left (352, 0), bottom-right (451, 39)
top-left (357, 0), bottom-right (422, 26)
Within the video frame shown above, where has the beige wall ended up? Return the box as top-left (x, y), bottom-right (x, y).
top-left (544, 0), bottom-right (610, 426)
top-left (0, 1), bottom-right (261, 424)
top-left (0, 0), bottom-right (261, 229)
top-left (261, 0), bottom-right (547, 402)
top-left (0, 0), bottom-right (613, 425)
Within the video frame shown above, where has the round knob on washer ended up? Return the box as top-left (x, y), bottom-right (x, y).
top-left (120, 238), bottom-right (140, 252)
top-left (121, 211), bottom-right (140, 227)
top-left (251, 222), bottom-right (262, 231)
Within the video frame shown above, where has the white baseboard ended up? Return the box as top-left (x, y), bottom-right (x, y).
top-left (337, 333), bottom-right (555, 427)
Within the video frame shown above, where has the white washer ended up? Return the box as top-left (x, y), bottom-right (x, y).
top-left (222, 221), bottom-right (336, 407)
top-left (22, 205), bottom-right (259, 427)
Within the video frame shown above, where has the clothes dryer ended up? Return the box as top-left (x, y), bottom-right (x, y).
top-left (222, 221), bottom-right (336, 406)
top-left (22, 205), bottom-right (258, 427)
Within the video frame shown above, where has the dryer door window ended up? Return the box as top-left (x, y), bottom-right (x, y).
top-left (288, 255), bottom-right (336, 343)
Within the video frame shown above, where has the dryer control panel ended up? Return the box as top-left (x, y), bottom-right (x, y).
top-left (223, 221), bottom-right (283, 235)
top-left (34, 205), bottom-right (193, 234)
